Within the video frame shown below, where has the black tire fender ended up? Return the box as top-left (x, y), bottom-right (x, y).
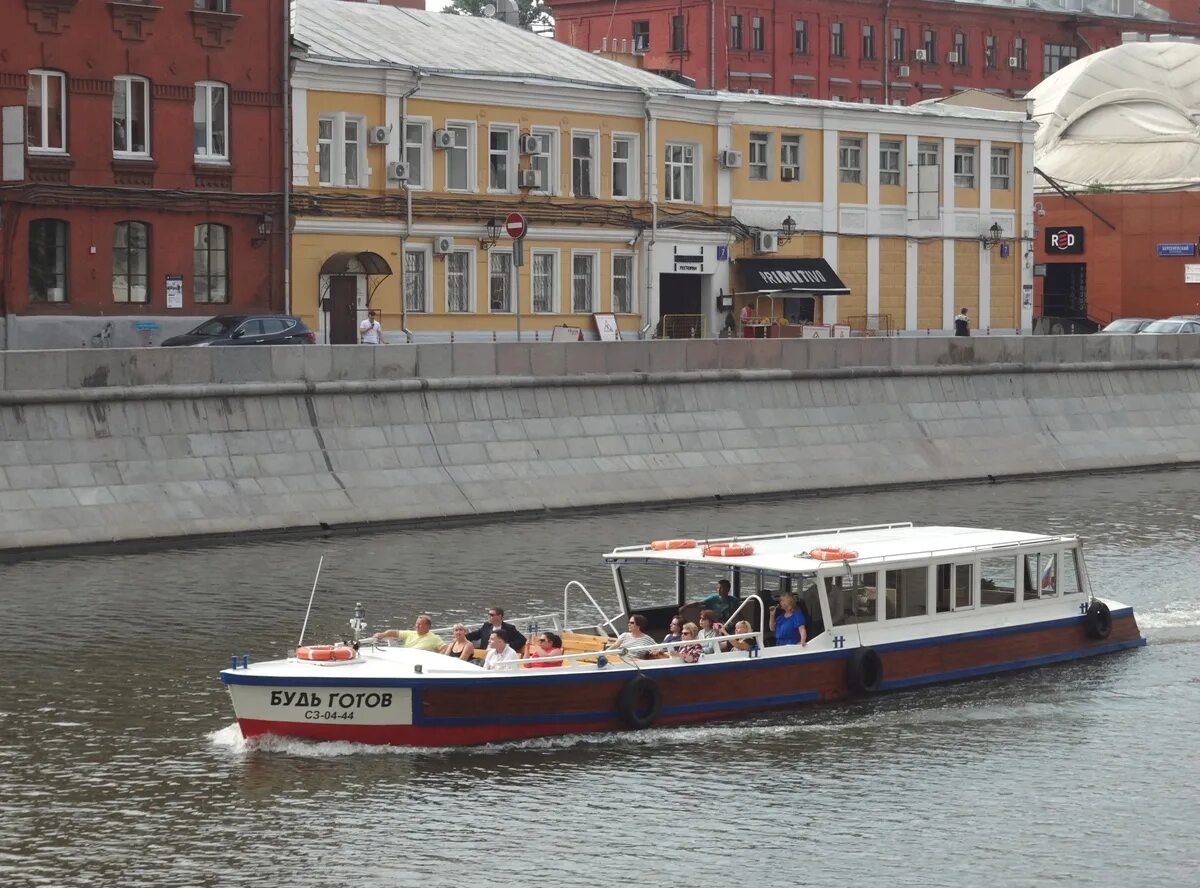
top-left (1084, 600), bottom-right (1112, 640)
top-left (616, 674), bottom-right (662, 730)
top-left (847, 647), bottom-right (883, 695)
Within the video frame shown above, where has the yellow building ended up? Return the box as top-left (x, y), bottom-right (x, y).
top-left (290, 0), bottom-right (1035, 342)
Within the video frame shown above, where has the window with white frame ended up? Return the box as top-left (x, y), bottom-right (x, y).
top-left (113, 75), bottom-right (149, 156)
top-left (751, 16), bottom-right (764, 51)
top-left (990, 147), bottom-right (1012, 190)
top-left (794, 20), bottom-right (808, 54)
top-left (572, 253), bottom-right (596, 313)
top-left (316, 113), bottom-right (364, 187)
top-left (531, 128), bottom-right (556, 194)
top-left (985, 34), bottom-right (997, 70)
top-left (488, 126), bottom-right (515, 192)
top-left (917, 141), bottom-right (940, 167)
top-left (612, 134), bottom-right (637, 199)
top-left (879, 140), bottom-right (902, 186)
top-left (612, 253), bottom-right (634, 313)
top-left (193, 223), bottom-right (229, 304)
top-left (404, 249), bottom-right (427, 312)
top-left (531, 251), bottom-right (557, 313)
top-left (446, 122), bottom-right (473, 191)
top-left (404, 121), bottom-right (429, 189)
top-left (489, 251), bottom-right (513, 312)
top-left (749, 132), bottom-right (769, 180)
top-left (730, 15), bottom-right (742, 50)
top-left (445, 251), bottom-right (471, 312)
top-left (27, 70), bottom-right (66, 152)
top-left (831, 22), bottom-right (844, 58)
top-left (838, 137), bottom-right (863, 184)
top-left (953, 144), bottom-right (976, 188)
top-left (780, 133), bottom-right (802, 181)
top-left (571, 132), bottom-right (597, 198)
top-left (193, 81), bottom-right (228, 161)
top-left (665, 142), bottom-right (696, 202)
top-left (113, 221), bottom-right (149, 303)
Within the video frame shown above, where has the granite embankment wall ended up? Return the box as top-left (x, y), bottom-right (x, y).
top-left (2, 335), bottom-right (1200, 553)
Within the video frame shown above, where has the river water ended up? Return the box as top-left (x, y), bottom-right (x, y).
top-left (2, 469), bottom-right (1199, 887)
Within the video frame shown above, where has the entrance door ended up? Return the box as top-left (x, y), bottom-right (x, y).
top-left (327, 276), bottom-right (359, 344)
top-left (1042, 263), bottom-right (1087, 319)
top-left (658, 273), bottom-right (702, 338)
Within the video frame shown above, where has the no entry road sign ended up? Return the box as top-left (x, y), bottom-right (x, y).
top-left (505, 212), bottom-right (527, 239)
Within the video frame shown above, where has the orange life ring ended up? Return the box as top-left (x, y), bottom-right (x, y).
top-left (295, 645), bottom-right (356, 662)
top-left (650, 539), bottom-right (697, 550)
top-left (703, 543), bottom-right (754, 557)
top-left (808, 547), bottom-right (859, 561)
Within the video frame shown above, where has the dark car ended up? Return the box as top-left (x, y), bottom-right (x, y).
top-left (1098, 318), bottom-right (1154, 334)
top-left (161, 314), bottom-right (316, 346)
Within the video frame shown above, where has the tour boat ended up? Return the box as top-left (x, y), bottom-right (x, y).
top-left (220, 523), bottom-right (1145, 747)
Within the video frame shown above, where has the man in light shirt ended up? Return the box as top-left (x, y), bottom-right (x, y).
top-left (373, 614), bottom-right (443, 652)
top-left (359, 309), bottom-right (382, 344)
top-left (483, 629), bottom-right (521, 671)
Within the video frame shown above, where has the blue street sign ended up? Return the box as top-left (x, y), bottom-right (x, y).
top-left (134, 321), bottom-right (161, 331)
top-left (717, 245), bottom-right (729, 261)
top-left (1157, 243), bottom-right (1197, 257)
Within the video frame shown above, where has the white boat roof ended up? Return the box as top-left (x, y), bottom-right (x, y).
top-left (606, 523), bottom-right (1073, 573)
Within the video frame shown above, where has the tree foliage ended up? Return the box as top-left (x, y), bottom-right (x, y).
top-left (442, 0), bottom-right (552, 30)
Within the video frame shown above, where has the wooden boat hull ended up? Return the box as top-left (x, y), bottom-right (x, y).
top-left (225, 608), bottom-right (1144, 747)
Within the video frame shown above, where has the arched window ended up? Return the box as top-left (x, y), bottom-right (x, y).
top-left (113, 75), bottom-right (150, 156)
top-left (113, 222), bottom-right (150, 303)
top-left (29, 219), bottom-right (68, 302)
top-left (193, 223), bottom-right (229, 303)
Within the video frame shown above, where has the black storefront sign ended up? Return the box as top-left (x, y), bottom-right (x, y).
top-left (1044, 227), bottom-right (1084, 255)
top-left (737, 257), bottom-right (850, 294)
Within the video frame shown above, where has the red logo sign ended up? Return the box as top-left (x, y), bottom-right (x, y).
top-left (505, 213), bottom-right (527, 239)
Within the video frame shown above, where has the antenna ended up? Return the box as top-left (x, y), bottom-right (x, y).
top-left (481, 3), bottom-right (496, 16)
top-left (297, 556), bottom-right (325, 648)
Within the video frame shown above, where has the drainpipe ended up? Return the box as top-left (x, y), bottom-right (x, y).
top-left (398, 72), bottom-right (423, 343)
top-left (882, 0), bottom-right (892, 106)
top-left (709, 0), bottom-right (716, 89)
top-left (281, 0), bottom-right (292, 314)
top-left (643, 89), bottom-right (658, 338)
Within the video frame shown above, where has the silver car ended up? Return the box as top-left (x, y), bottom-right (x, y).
top-left (1139, 316), bottom-right (1200, 334)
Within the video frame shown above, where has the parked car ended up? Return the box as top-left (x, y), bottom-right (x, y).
top-left (161, 314), bottom-right (316, 346)
top-left (1138, 317), bottom-right (1200, 335)
top-left (1098, 318), bottom-right (1155, 334)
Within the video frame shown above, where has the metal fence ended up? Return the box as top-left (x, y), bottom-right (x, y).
top-left (658, 314), bottom-right (706, 339)
top-left (843, 314), bottom-right (897, 336)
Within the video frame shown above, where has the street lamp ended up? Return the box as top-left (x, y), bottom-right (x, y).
top-left (479, 218), bottom-right (500, 250)
top-left (779, 215), bottom-right (798, 245)
top-left (980, 221), bottom-right (1004, 250)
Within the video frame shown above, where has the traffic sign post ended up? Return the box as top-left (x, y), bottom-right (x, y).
top-left (505, 213), bottom-right (527, 341)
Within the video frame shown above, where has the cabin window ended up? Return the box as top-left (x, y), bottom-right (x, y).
top-left (935, 563), bottom-right (974, 612)
top-left (1024, 552), bottom-right (1057, 599)
top-left (885, 566), bottom-right (928, 618)
top-left (1060, 548), bottom-right (1082, 596)
top-left (828, 572), bottom-right (878, 625)
top-left (980, 555), bottom-right (1017, 606)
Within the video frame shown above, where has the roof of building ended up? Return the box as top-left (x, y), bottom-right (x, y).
top-left (291, 0), bottom-right (689, 92)
top-left (1028, 40), bottom-right (1200, 191)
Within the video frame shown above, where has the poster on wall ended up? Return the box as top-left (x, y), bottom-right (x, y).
top-left (165, 275), bottom-right (183, 309)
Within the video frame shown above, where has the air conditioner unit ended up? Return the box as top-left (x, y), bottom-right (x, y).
top-left (368, 125), bottom-right (391, 146)
top-left (913, 48), bottom-right (927, 61)
top-left (518, 168), bottom-right (543, 189)
top-left (755, 230), bottom-right (779, 253)
top-left (518, 133), bottom-right (541, 155)
top-left (719, 149), bottom-right (743, 169)
top-left (781, 168), bottom-right (797, 182)
top-left (1007, 56), bottom-right (1020, 68)
top-left (432, 128), bottom-right (455, 150)
top-left (386, 160), bottom-right (410, 181)
top-left (897, 64), bottom-right (911, 77)
top-left (946, 51), bottom-right (960, 64)
top-left (433, 235), bottom-right (454, 255)
top-left (745, 88), bottom-right (761, 95)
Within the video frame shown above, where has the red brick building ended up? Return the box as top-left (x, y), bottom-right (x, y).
top-left (551, 0), bottom-right (1200, 102)
top-left (0, 0), bottom-right (287, 349)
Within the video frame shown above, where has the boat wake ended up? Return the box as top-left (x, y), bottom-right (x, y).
top-left (1136, 601), bottom-right (1200, 631)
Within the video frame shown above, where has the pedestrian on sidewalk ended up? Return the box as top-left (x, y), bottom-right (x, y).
top-left (954, 307), bottom-right (971, 337)
top-left (360, 309), bottom-right (382, 344)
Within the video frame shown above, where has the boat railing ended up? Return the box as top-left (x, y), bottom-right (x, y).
top-left (563, 580), bottom-right (622, 638)
top-left (721, 594), bottom-right (766, 649)
top-left (821, 536), bottom-right (1070, 570)
top-left (607, 522), bottom-right (916, 555)
top-left (430, 612), bottom-right (562, 639)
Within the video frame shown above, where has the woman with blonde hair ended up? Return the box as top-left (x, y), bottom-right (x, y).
top-left (722, 619), bottom-right (758, 652)
top-left (671, 622), bottom-right (704, 664)
top-left (439, 623), bottom-right (476, 661)
top-left (769, 592), bottom-right (807, 646)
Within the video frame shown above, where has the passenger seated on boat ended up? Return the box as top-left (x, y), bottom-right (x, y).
top-left (697, 610), bottom-right (725, 654)
top-left (483, 629), bottom-right (521, 671)
top-left (769, 593), bottom-right (807, 646)
top-left (663, 617), bottom-right (684, 646)
top-left (670, 623), bottom-right (703, 664)
top-left (526, 632), bottom-right (564, 668)
top-left (607, 614), bottom-right (662, 659)
top-left (721, 619), bottom-right (757, 652)
top-left (701, 579), bottom-right (738, 624)
top-left (467, 607), bottom-right (528, 657)
top-left (439, 624), bottom-right (476, 662)
top-left (373, 615), bottom-right (445, 652)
